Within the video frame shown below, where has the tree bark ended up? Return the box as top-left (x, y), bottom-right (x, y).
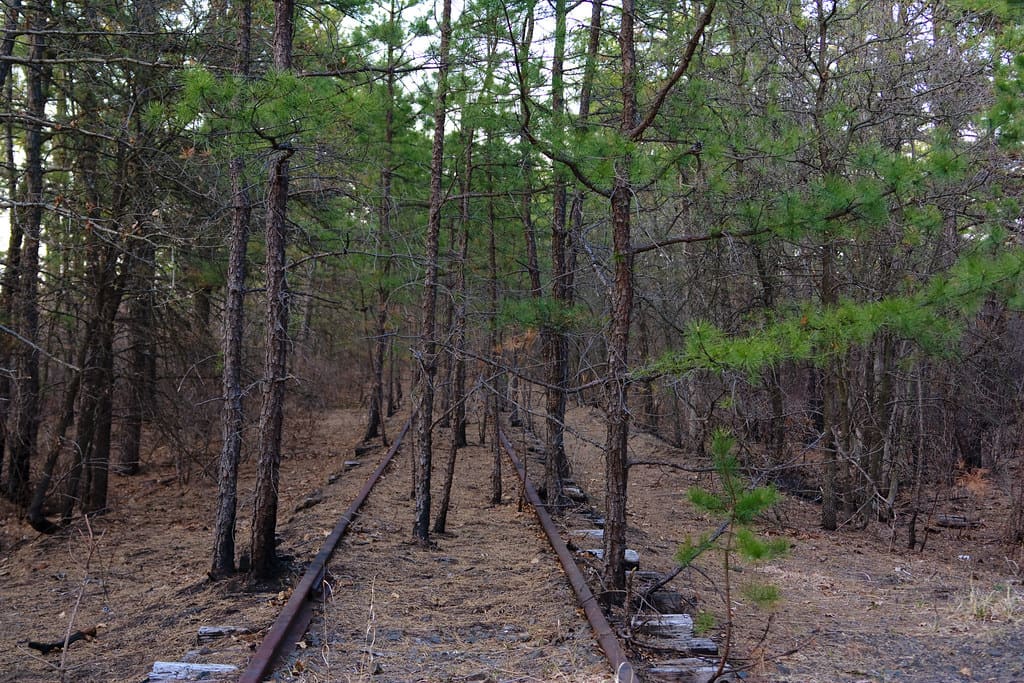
top-left (601, 0), bottom-right (640, 598)
top-left (117, 249), bottom-right (155, 477)
top-left (116, 0), bottom-right (161, 478)
top-left (434, 128), bottom-right (473, 534)
top-left (4, 3), bottom-right (45, 506)
top-left (250, 144), bottom-right (291, 578)
top-left (600, 0), bottom-right (716, 597)
top-left (249, 0), bottom-right (294, 580)
top-left (487, 131), bottom-right (502, 505)
top-left (363, 10), bottom-right (396, 447)
top-left (210, 0), bottom-right (251, 579)
top-left (0, 13), bottom-right (22, 485)
top-left (542, 0), bottom-right (571, 509)
top-left (413, 0), bottom-right (452, 544)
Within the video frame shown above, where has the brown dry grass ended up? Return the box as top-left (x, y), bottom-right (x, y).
top-left (564, 406), bottom-right (1024, 683)
top-left (0, 408), bottom-right (390, 682)
top-left (282, 434), bottom-right (611, 683)
top-left (1, 403), bottom-right (1022, 683)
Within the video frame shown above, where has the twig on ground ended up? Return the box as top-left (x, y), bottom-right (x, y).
top-left (59, 516), bottom-right (103, 681)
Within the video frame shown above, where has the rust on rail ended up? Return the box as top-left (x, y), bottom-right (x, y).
top-left (239, 417), bottom-right (412, 683)
top-left (499, 429), bottom-right (639, 683)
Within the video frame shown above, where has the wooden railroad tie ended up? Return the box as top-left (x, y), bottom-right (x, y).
top-left (147, 661), bottom-right (238, 682)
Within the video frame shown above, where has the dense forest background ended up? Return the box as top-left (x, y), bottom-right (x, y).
top-left (1, 0), bottom-right (1024, 593)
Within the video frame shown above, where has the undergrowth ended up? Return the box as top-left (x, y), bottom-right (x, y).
top-left (675, 428), bottom-right (789, 679)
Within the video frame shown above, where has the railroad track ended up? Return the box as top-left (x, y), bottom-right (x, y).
top-left (163, 414), bottom-right (724, 682)
top-left (238, 418), bottom-right (413, 683)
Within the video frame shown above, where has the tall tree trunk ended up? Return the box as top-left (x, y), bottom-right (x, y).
top-left (212, 154), bottom-right (250, 577)
top-left (437, 268), bottom-right (454, 430)
top-left (434, 127), bottom-right (473, 533)
top-left (752, 243), bottom-right (786, 460)
top-left (871, 336), bottom-right (895, 519)
top-left (0, 6), bottom-right (21, 485)
top-left (6, 8), bottom-right (46, 506)
top-left (413, 0), bottom-right (452, 544)
top-left (566, 0), bottom-right (602, 287)
top-left (210, 0), bottom-right (251, 579)
top-left (83, 316), bottom-right (116, 514)
top-left (250, 0), bottom-right (294, 580)
top-left (58, 0), bottom-right (125, 520)
top-left (601, 0), bottom-right (640, 598)
top-left (814, 0), bottom-right (840, 531)
top-left (601, 0), bottom-right (716, 597)
top-left (64, 256), bottom-right (122, 519)
top-left (820, 246), bottom-right (840, 531)
top-left (449, 129), bottom-right (472, 451)
top-left (117, 245), bottom-right (155, 477)
top-left (250, 146), bottom-right (291, 577)
top-left (364, 65), bottom-right (396, 447)
top-left (116, 0), bottom-right (160, 477)
top-left (542, 0), bottom-right (571, 508)
top-left (485, 129), bottom-right (502, 505)
top-left (362, 300), bottom-right (389, 443)
top-left (0, 0), bottom-right (21, 93)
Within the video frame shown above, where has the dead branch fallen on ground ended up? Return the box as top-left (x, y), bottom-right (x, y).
top-left (935, 514), bottom-right (983, 529)
top-left (26, 626), bottom-right (98, 655)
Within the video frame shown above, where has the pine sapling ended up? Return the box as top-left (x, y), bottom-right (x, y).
top-left (675, 428), bottom-right (788, 680)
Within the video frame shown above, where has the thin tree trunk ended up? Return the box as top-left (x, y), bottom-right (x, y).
top-left (210, 0), bottom-right (251, 579)
top-left (601, 0), bottom-right (640, 600)
top-left (820, 247), bottom-right (840, 531)
top-left (542, 0), bottom-right (571, 509)
top-left (250, 143), bottom-right (292, 578)
top-left (250, 0), bottom-right (294, 579)
top-left (566, 0), bottom-right (601, 293)
top-left (602, 174), bottom-right (634, 599)
top-left (487, 133), bottom-right (502, 505)
top-left (114, 0), bottom-right (159, 478)
top-left (5, 5), bottom-right (45, 506)
top-left (438, 269), bottom-right (454, 430)
top-left (0, 66), bottom-right (21, 483)
top-left (78, 229), bottom-right (124, 515)
top-left (752, 244), bottom-right (786, 460)
top-left (211, 158), bottom-right (250, 576)
top-left (28, 364), bottom-right (83, 533)
top-left (65, 270), bottom-right (122, 519)
top-left (434, 130), bottom-right (473, 533)
top-left (0, 0), bottom-right (21, 93)
top-left (363, 0), bottom-right (401, 445)
top-left (450, 131), bottom-right (472, 451)
top-left (362, 301), bottom-right (389, 443)
top-left (601, 0), bottom-right (716, 597)
top-left (117, 241), bottom-right (155, 477)
top-left (413, 0), bottom-right (452, 544)
top-left (83, 323), bottom-right (116, 513)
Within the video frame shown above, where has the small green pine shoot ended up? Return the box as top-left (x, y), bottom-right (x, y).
top-left (742, 582), bottom-right (782, 608)
top-left (674, 428), bottom-right (789, 660)
top-left (694, 611), bottom-right (716, 635)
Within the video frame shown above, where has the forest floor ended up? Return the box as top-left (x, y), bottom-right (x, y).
top-left (0, 404), bottom-right (1022, 682)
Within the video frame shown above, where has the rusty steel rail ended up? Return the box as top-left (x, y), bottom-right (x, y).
top-left (239, 417), bottom-right (412, 683)
top-left (499, 429), bottom-right (639, 683)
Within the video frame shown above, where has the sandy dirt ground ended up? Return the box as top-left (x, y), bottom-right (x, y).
top-left (281, 434), bottom-right (610, 683)
top-left (1, 404), bottom-right (1021, 682)
top-left (0, 408), bottom-right (400, 682)
top-left (562, 406), bottom-right (1024, 683)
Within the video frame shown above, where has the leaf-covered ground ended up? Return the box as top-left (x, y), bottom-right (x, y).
top-left (563, 407), bottom-right (1024, 683)
top-left (0, 404), bottom-right (1021, 682)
